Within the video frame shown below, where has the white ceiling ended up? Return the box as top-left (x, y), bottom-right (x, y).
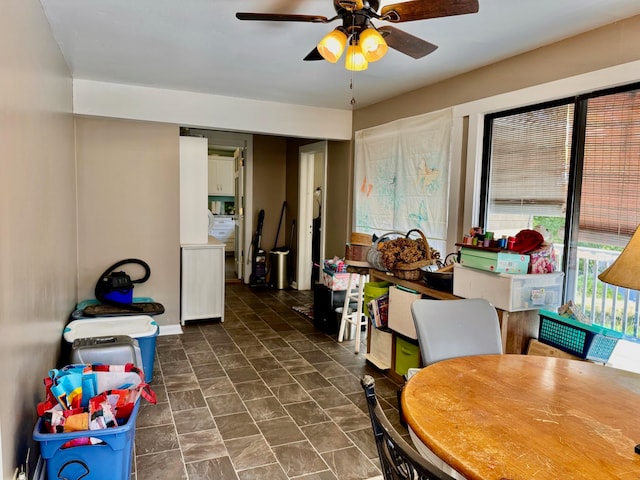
top-left (40, 0), bottom-right (640, 110)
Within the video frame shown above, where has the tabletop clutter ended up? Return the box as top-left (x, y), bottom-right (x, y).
top-left (339, 225), bottom-right (558, 289)
top-left (335, 226), bottom-right (564, 333)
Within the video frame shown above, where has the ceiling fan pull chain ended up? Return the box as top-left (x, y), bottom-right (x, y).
top-left (350, 74), bottom-right (356, 106)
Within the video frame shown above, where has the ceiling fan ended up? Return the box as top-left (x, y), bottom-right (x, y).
top-left (236, 0), bottom-right (479, 71)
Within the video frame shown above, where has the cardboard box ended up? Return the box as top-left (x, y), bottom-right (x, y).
top-left (388, 285), bottom-right (421, 339)
top-left (527, 339), bottom-right (583, 360)
top-left (453, 264), bottom-right (564, 312)
top-left (459, 247), bottom-right (529, 273)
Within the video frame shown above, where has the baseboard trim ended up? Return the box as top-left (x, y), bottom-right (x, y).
top-left (159, 324), bottom-right (183, 336)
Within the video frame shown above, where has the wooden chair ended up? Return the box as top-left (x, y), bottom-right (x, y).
top-left (361, 375), bottom-right (455, 480)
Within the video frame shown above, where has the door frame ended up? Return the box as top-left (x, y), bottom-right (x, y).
top-left (296, 141), bottom-right (327, 291)
top-left (206, 131), bottom-right (253, 283)
top-left (233, 147), bottom-right (245, 279)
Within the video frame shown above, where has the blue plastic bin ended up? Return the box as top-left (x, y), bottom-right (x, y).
top-left (63, 316), bottom-right (158, 383)
top-left (33, 400), bottom-right (140, 480)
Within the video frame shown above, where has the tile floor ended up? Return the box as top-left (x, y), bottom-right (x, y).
top-left (132, 282), bottom-right (408, 480)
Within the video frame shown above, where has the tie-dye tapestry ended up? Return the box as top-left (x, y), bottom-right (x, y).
top-left (354, 108), bottom-right (452, 254)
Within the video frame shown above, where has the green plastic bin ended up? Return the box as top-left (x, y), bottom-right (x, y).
top-left (395, 336), bottom-right (421, 376)
top-left (364, 282), bottom-right (391, 317)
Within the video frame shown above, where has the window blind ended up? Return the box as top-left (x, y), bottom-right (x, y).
top-left (487, 103), bottom-right (573, 220)
top-left (578, 89), bottom-right (640, 247)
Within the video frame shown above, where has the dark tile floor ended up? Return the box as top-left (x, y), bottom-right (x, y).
top-left (132, 283), bottom-right (407, 480)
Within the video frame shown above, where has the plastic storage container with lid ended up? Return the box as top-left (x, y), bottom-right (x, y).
top-left (63, 316), bottom-right (158, 383)
top-left (71, 335), bottom-right (144, 371)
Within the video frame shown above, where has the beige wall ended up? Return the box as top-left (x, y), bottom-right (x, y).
top-left (354, 15), bottom-right (640, 131)
top-left (75, 117), bottom-right (181, 326)
top-left (252, 135), bottom-right (288, 257)
top-left (0, 0), bottom-right (75, 476)
top-left (325, 141), bottom-right (352, 258)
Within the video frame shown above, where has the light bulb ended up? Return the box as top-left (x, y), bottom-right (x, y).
top-left (345, 43), bottom-right (368, 71)
top-left (360, 28), bottom-right (388, 62)
top-left (317, 29), bottom-right (348, 63)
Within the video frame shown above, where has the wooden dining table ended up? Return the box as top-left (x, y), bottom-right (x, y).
top-left (402, 354), bottom-right (640, 480)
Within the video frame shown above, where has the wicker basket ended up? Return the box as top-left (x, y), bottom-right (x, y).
top-left (391, 229), bottom-right (434, 280)
top-left (366, 231), bottom-right (405, 271)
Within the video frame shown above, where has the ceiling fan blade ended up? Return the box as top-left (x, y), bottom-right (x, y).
top-left (378, 26), bottom-right (438, 59)
top-left (303, 48), bottom-right (324, 61)
top-left (381, 0), bottom-right (479, 22)
top-left (236, 12), bottom-right (329, 23)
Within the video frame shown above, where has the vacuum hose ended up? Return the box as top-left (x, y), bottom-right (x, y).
top-left (94, 258), bottom-right (151, 310)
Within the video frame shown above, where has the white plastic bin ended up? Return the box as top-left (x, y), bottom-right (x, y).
top-left (63, 316), bottom-right (158, 383)
top-left (453, 264), bottom-right (564, 312)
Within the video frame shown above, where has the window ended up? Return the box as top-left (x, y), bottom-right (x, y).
top-left (481, 83), bottom-right (640, 337)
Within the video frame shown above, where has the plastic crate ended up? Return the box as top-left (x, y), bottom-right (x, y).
top-left (34, 400), bottom-right (140, 480)
top-left (537, 310), bottom-right (623, 362)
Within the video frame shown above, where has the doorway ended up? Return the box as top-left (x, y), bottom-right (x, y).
top-left (188, 129), bottom-right (253, 284)
top-left (296, 141), bottom-right (327, 291)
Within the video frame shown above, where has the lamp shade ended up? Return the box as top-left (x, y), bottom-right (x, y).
top-left (360, 28), bottom-right (388, 62)
top-left (345, 43), bottom-right (368, 71)
top-left (317, 28), bottom-right (348, 63)
top-left (598, 225), bottom-right (640, 290)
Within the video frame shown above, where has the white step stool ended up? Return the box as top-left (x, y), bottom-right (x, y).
top-left (338, 271), bottom-right (370, 353)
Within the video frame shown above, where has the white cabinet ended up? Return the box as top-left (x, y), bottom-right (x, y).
top-left (180, 137), bottom-right (208, 244)
top-left (208, 155), bottom-right (234, 195)
top-left (210, 216), bottom-right (235, 252)
top-left (180, 239), bottom-right (225, 324)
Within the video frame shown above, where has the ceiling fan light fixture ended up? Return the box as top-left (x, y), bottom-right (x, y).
top-left (359, 27), bottom-right (388, 62)
top-left (317, 28), bottom-right (348, 63)
top-left (345, 42), bottom-right (368, 71)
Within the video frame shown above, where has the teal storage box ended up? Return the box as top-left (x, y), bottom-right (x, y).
top-left (537, 310), bottom-right (623, 362)
top-left (33, 399), bottom-right (140, 480)
top-left (395, 336), bottom-right (421, 377)
top-left (64, 316), bottom-right (158, 383)
top-left (459, 247), bottom-right (529, 273)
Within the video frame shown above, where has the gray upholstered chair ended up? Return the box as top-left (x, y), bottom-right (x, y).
top-left (411, 297), bottom-right (503, 366)
top-left (361, 375), bottom-right (455, 480)
top-left (402, 297), bottom-right (503, 479)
